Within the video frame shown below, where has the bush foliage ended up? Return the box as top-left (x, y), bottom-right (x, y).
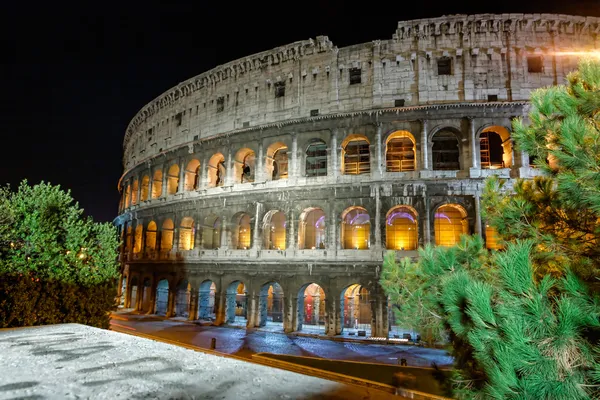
top-left (0, 180), bottom-right (120, 328)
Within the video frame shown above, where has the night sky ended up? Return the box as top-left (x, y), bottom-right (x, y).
top-left (1, 1), bottom-right (598, 223)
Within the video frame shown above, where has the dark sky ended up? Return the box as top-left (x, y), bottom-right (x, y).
top-left (1, 1), bottom-right (598, 223)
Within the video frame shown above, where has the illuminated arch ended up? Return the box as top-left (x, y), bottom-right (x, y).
top-left (434, 204), bottom-right (469, 247)
top-left (145, 221), bottom-right (157, 251)
top-left (385, 131), bottom-right (416, 172)
top-left (184, 159), bottom-right (201, 191)
top-left (124, 184), bottom-right (131, 208)
top-left (432, 128), bottom-right (460, 170)
top-left (485, 224), bottom-right (503, 250)
top-left (179, 217), bottom-right (195, 251)
top-left (234, 148), bottom-right (256, 183)
top-left (131, 180), bottom-right (139, 205)
top-left (341, 284), bottom-right (372, 334)
top-left (160, 219), bottom-right (174, 251)
top-left (305, 139), bottom-right (327, 177)
top-left (133, 224), bottom-right (143, 254)
top-left (341, 134), bottom-right (370, 175)
top-left (152, 169), bottom-right (163, 198)
top-left (201, 215), bottom-right (221, 249)
top-left (231, 212), bottom-right (252, 249)
top-left (266, 142), bottom-right (288, 181)
top-left (263, 210), bottom-right (286, 250)
top-left (480, 125), bottom-right (513, 169)
top-left (140, 175), bottom-right (150, 201)
top-left (167, 164), bottom-right (180, 195)
top-left (298, 208), bottom-right (326, 250)
top-left (386, 205), bottom-right (418, 250)
top-left (207, 153), bottom-right (226, 188)
top-left (341, 206), bottom-right (371, 250)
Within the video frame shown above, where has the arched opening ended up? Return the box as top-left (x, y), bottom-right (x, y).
top-left (129, 276), bottom-right (139, 310)
top-left (298, 208), bottom-right (326, 250)
top-left (306, 139), bottom-right (328, 177)
top-left (125, 226), bottom-right (133, 254)
top-left (201, 215), bottom-right (221, 249)
top-left (140, 175), bottom-right (150, 201)
top-left (263, 210), bottom-right (286, 250)
top-left (179, 217), bottom-right (195, 251)
top-left (432, 129), bottom-right (460, 170)
top-left (266, 142), bottom-right (288, 180)
top-left (258, 282), bottom-right (284, 330)
top-left (234, 148), bottom-right (256, 183)
top-left (133, 225), bottom-right (143, 254)
top-left (386, 131), bottom-right (416, 172)
top-left (161, 219), bottom-right (174, 251)
top-left (231, 213), bottom-right (252, 250)
top-left (225, 281), bottom-right (247, 326)
top-left (167, 164), bottom-right (179, 195)
top-left (480, 126), bottom-right (512, 169)
top-left (131, 180), bottom-right (139, 205)
top-left (184, 159), bottom-right (201, 191)
top-left (296, 283), bottom-right (326, 334)
top-left (174, 280), bottom-right (191, 318)
top-left (342, 135), bottom-right (370, 175)
top-left (208, 153), bottom-right (226, 187)
top-left (145, 221), bottom-right (157, 251)
top-left (434, 204), bottom-right (469, 247)
top-left (340, 284), bottom-right (372, 337)
top-left (341, 207), bottom-right (370, 250)
top-left (155, 279), bottom-right (169, 316)
top-left (152, 170), bottom-right (163, 198)
top-left (198, 280), bottom-right (217, 321)
top-left (124, 185), bottom-right (131, 208)
top-left (141, 278), bottom-right (152, 312)
top-left (485, 225), bottom-right (503, 250)
top-left (386, 206), bottom-right (418, 250)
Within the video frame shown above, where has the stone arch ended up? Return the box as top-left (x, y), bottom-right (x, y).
top-left (145, 221), bottom-right (157, 251)
top-left (296, 282), bottom-right (327, 334)
top-left (184, 159), bottom-right (201, 191)
top-left (430, 126), bottom-right (462, 171)
top-left (298, 207), bottom-right (326, 250)
top-left (131, 179), bottom-right (139, 205)
top-left (385, 130), bottom-right (416, 172)
top-left (386, 205), bottom-right (418, 250)
top-left (341, 134), bottom-right (370, 175)
top-left (434, 204), bottom-right (469, 247)
top-left (258, 281), bottom-right (284, 329)
top-left (341, 206), bottom-right (371, 250)
top-left (140, 175), bottom-right (150, 201)
top-left (478, 125), bottom-right (513, 169)
top-left (231, 212), bottom-right (252, 250)
top-left (124, 184), bottom-right (131, 208)
top-left (340, 283), bottom-right (373, 336)
top-left (266, 142), bottom-right (288, 180)
top-left (207, 153), bottom-right (226, 187)
top-left (133, 224), bottom-right (143, 254)
top-left (198, 280), bottom-right (217, 320)
top-left (155, 279), bottom-right (169, 316)
top-left (201, 215), bottom-right (221, 249)
top-left (305, 138), bottom-right (328, 177)
top-left (179, 217), bottom-right (195, 251)
top-left (234, 148), bottom-right (256, 183)
top-left (174, 279), bottom-right (191, 318)
top-left (152, 169), bottom-right (163, 198)
top-left (225, 280), bottom-right (248, 325)
top-left (160, 218), bottom-right (174, 251)
top-left (262, 210), bottom-right (286, 250)
top-left (167, 164), bottom-right (180, 195)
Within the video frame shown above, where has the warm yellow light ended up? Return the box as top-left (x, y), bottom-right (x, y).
top-left (79, 253), bottom-right (86, 259)
top-left (548, 50), bottom-right (600, 58)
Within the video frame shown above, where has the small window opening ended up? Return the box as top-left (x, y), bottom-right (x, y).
top-left (527, 56), bottom-right (543, 73)
top-left (437, 58), bottom-right (451, 75)
top-left (349, 68), bottom-right (362, 85)
top-left (175, 112), bottom-right (182, 126)
top-left (274, 81), bottom-right (285, 98)
top-left (216, 97), bottom-right (224, 112)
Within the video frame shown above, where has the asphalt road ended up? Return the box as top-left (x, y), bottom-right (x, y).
top-left (110, 313), bottom-right (453, 368)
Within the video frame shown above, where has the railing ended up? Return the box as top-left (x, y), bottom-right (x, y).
top-left (386, 159), bottom-right (415, 172)
top-left (343, 162), bottom-right (370, 175)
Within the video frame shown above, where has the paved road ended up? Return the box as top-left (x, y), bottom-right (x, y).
top-left (110, 313), bottom-right (453, 368)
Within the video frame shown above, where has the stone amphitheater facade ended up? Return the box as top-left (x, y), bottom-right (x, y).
top-left (115, 13), bottom-right (599, 339)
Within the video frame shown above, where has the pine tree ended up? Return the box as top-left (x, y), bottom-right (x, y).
top-left (381, 58), bottom-right (600, 398)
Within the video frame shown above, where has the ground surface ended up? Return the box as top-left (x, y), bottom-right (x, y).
top-left (0, 323), bottom-right (398, 399)
top-left (111, 313), bottom-right (452, 368)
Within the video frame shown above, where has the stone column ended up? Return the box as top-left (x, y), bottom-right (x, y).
top-left (166, 289), bottom-right (175, 318)
top-left (161, 165), bottom-right (168, 198)
top-left (247, 293), bottom-right (258, 329)
top-left (256, 141), bottom-right (264, 182)
top-left (474, 193), bottom-right (482, 237)
top-left (127, 179), bottom-right (133, 208)
top-left (199, 160), bottom-right (208, 190)
top-left (331, 206), bottom-right (340, 251)
top-left (332, 297), bottom-right (342, 336)
top-left (220, 214), bottom-right (229, 250)
top-left (375, 123), bottom-right (383, 177)
top-left (374, 185), bottom-right (382, 249)
top-left (214, 291), bottom-right (226, 325)
top-left (135, 175), bottom-right (142, 204)
top-left (194, 221), bottom-right (202, 249)
top-left (290, 133), bottom-right (298, 179)
top-left (469, 117), bottom-right (479, 169)
top-left (252, 202), bottom-right (262, 250)
top-left (420, 119), bottom-right (429, 170)
top-left (286, 210), bottom-right (296, 251)
top-left (330, 129), bottom-right (339, 179)
top-left (283, 295), bottom-right (294, 333)
top-left (188, 290), bottom-right (198, 321)
top-left (148, 280), bottom-right (158, 315)
top-left (423, 190), bottom-right (431, 245)
top-left (178, 159), bottom-right (186, 193)
top-left (225, 148), bottom-right (234, 186)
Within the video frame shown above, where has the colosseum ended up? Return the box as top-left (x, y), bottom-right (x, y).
top-left (115, 13), bottom-right (599, 339)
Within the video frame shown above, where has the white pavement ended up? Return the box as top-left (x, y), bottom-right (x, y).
top-left (0, 324), bottom-right (396, 399)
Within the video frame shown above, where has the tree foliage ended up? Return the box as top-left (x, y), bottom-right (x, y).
top-left (381, 58), bottom-right (600, 399)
